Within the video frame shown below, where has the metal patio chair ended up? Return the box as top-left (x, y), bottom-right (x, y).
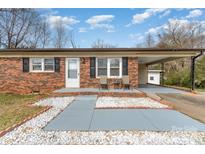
top-left (99, 77), bottom-right (108, 89)
top-left (122, 76), bottom-right (130, 90)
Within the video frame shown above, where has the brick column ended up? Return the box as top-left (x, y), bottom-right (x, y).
top-left (128, 57), bottom-right (138, 88)
top-left (80, 57), bottom-right (99, 88)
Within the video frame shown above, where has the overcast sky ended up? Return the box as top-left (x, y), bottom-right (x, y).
top-left (39, 8), bottom-right (205, 47)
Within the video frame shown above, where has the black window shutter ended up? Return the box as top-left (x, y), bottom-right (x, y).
top-left (90, 57), bottom-right (96, 78)
top-left (122, 57), bottom-right (128, 75)
top-left (23, 58), bottom-right (29, 72)
top-left (54, 58), bottom-right (60, 72)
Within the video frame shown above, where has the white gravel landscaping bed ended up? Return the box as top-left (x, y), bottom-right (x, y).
top-left (95, 97), bottom-right (168, 108)
top-left (0, 96), bottom-right (204, 145)
top-left (35, 97), bottom-right (74, 110)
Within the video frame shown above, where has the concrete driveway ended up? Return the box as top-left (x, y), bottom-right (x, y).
top-left (157, 93), bottom-right (205, 124)
top-left (44, 95), bottom-right (205, 131)
top-left (137, 84), bottom-right (187, 94)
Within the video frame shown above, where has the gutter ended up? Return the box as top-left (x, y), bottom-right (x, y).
top-left (191, 50), bottom-right (204, 91)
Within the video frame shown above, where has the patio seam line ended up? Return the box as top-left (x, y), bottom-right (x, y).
top-left (140, 110), bottom-right (160, 130)
top-left (88, 110), bottom-right (95, 130)
top-left (88, 98), bottom-right (97, 130)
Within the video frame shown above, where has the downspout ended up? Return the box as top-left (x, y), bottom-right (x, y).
top-left (191, 50), bottom-right (204, 91)
top-left (161, 62), bottom-right (164, 86)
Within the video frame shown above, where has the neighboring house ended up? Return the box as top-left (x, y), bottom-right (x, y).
top-left (148, 70), bottom-right (163, 85)
top-left (0, 48), bottom-right (203, 94)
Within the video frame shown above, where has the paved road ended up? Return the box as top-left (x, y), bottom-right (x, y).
top-left (44, 95), bottom-right (205, 131)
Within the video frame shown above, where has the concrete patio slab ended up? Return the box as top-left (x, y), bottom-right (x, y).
top-left (90, 109), bottom-right (158, 131)
top-left (44, 95), bottom-right (205, 131)
top-left (141, 109), bottom-right (205, 131)
top-left (54, 88), bottom-right (141, 93)
top-left (44, 95), bottom-right (97, 131)
top-left (74, 95), bottom-right (98, 101)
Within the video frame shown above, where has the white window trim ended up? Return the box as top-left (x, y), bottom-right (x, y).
top-left (108, 58), bottom-right (122, 78)
top-left (96, 58), bottom-right (107, 77)
top-left (30, 58), bottom-right (55, 73)
top-left (96, 57), bottom-right (122, 78)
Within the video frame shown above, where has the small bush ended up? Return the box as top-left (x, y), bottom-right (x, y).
top-left (164, 69), bottom-right (191, 88)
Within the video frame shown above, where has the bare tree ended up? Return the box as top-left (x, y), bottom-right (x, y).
top-left (145, 32), bottom-right (155, 47)
top-left (53, 20), bottom-right (69, 48)
top-left (0, 9), bottom-right (43, 48)
top-left (68, 31), bottom-right (77, 48)
top-left (91, 39), bottom-right (116, 48)
top-left (39, 21), bottom-right (50, 48)
top-left (157, 21), bottom-right (205, 49)
top-left (28, 21), bottom-right (44, 48)
top-left (0, 30), bottom-right (2, 48)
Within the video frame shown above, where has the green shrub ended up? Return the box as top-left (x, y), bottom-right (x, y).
top-left (164, 69), bottom-right (191, 88)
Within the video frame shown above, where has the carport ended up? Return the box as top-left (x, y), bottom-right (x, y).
top-left (137, 49), bottom-right (204, 91)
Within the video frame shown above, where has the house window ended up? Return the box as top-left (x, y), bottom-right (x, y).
top-left (44, 58), bottom-right (54, 71)
top-left (96, 58), bottom-right (122, 78)
top-left (30, 58), bottom-right (54, 72)
top-left (97, 58), bottom-right (107, 76)
top-left (150, 76), bottom-right (154, 80)
top-left (31, 58), bottom-right (42, 71)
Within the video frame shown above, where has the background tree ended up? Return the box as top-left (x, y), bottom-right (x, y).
top-left (91, 39), bottom-right (116, 48)
top-left (149, 20), bottom-right (205, 88)
top-left (69, 31), bottom-right (77, 48)
top-left (157, 21), bottom-right (205, 49)
top-left (39, 21), bottom-right (51, 48)
top-left (195, 54), bottom-right (205, 88)
top-left (145, 32), bottom-right (155, 47)
top-left (52, 20), bottom-right (77, 48)
top-left (0, 8), bottom-right (45, 48)
top-left (53, 20), bottom-right (68, 48)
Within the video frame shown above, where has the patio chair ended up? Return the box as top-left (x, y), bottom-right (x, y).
top-left (99, 77), bottom-right (108, 89)
top-left (113, 79), bottom-right (122, 89)
top-left (122, 76), bottom-right (130, 90)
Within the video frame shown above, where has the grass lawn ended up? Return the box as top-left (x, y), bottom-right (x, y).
top-left (0, 93), bottom-right (47, 131)
top-left (196, 88), bottom-right (205, 92)
top-left (164, 84), bottom-right (191, 91)
top-left (165, 84), bottom-right (205, 93)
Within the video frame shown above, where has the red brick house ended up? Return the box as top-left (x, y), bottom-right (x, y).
top-left (0, 48), bottom-right (203, 94)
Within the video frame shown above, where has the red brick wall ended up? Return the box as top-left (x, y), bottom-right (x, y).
top-left (80, 57), bottom-right (138, 89)
top-left (0, 57), bottom-right (138, 94)
top-left (128, 57), bottom-right (138, 88)
top-left (0, 57), bottom-right (65, 94)
top-left (80, 57), bottom-right (99, 88)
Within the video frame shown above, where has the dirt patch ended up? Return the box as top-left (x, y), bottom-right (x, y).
top-left (157, 93), bottom-right (205, 124)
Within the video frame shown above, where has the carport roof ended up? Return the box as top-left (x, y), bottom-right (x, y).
top-left (0, 48), bottom-right (204, 52)
top-left (0, 48), bottom-right (204, 58)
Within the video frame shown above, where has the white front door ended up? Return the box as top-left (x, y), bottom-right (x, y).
top-left (66, 58), bottom-right (80, 88)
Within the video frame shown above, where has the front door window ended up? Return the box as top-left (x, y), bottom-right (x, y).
top-left (68, 59), bottom-right (78, 79)
top-left (66, 58), bottom-right (80, 88)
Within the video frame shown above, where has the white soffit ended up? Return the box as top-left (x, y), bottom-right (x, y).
top-left (138, 57), bottom-right (168, 64)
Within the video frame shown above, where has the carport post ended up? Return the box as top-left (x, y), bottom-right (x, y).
top-left (191, 51), bottom-right (203, 91)
top-left (161, 62), bottom-right (164, 86)
top-left (191, 56), bottom-right (195, 91)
